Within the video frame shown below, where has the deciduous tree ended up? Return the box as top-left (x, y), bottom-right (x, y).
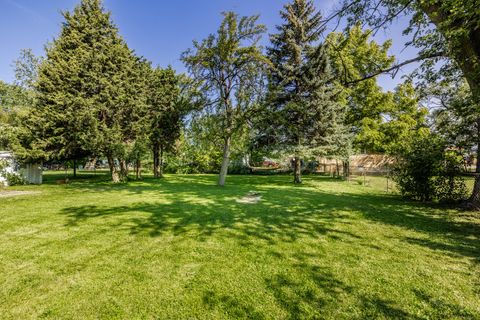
top-left (182, 12), bottom-right (268, 186)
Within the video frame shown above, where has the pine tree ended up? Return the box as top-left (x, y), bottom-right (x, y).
top-left (34, 0), bottom-right (146, 182)
top-left (264, 0), bottom-right (349, 184)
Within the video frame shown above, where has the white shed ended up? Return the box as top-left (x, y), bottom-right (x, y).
top-left (0, 151), bottom-right (42, 185)
top-left (0, 151), bottom-right (16, 186)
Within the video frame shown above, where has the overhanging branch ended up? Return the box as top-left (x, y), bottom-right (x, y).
top-left (345, 51), bottom-right (446, 86)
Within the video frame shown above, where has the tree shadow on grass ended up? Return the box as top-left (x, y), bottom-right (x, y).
top-left (202, 290), bottom-right (267, 320)
top-left (59, 176), bottom-right (480, 262)
top-left (264, 251), bottom-right (422, 319)
top-left (59, 190), bottom-right (345, 244)
top-left (410, 289), bottom-right (478, 319)
top-left (57, 176), bottom-right (480, 318)
top-left (354, 198), bottom-right (480, 263)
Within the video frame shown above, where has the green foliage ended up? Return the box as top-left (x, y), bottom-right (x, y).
top-left (381, 82), bottom-right (430, 154)
top-left (258, 0), bottom-right (350, 183)
top-left (336, 0), bottom-right (480, 203)
top-left (431, 82), bottom-right (478, 151)
top-left (167, 118), bottom-right (224, 174)
top-left (227, 161), bottom-right (252, 175)
top-left (392, 135), bottom-right (467, 202)
top-left (13, 49), bottom-right (42, 91)
top-left (182, 11), bottom-right (268, 185)
top-left (146, 66), bottom-right (183, 177)
top-left (147, 67), bottom-right (181, 151)
top-left (0, 81), bottom-right (35, 152)
top-left (435, 151), bottom-right (469, 203)
top-left (326, 26), bottom-right (429, 154)
top-left (32, 0), bottom-right (147, 181)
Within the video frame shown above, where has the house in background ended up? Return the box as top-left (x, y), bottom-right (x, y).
top-left (0, 151), bottom-right (43, 186)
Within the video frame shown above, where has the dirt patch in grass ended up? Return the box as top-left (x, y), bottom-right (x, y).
top-left (0, 190), bottom-right (40, 198)
top-left (236, 191), bottom-right (262, 204)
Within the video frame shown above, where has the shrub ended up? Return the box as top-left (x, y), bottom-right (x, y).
top-left (0, 159), bottom-right (26, 186)
top-left (435, 150), bottom-right (468, 203)
top-left (392, 135), bottom-right (467, 203)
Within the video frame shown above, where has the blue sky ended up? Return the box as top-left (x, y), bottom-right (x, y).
top-left (0, 0), bottom-right (418, 91)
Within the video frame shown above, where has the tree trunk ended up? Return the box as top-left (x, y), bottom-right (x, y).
top-left (135, 158), bottom-right (142, 180)
top-left (421, 4), bottom-right (480, 207)
top-left (107, 156), bottom-right (120, 183)
top-left (343, 159), bottom-right (350, 179)
top-left (159, 146), bottom-right (164, 178)
top-left (218, 136), bottom-right (231, 186)
top-left (293, 156), bottom-right (302, 184)
top-left (420, 4), bottom-right (480, 100)
top-left (73, 159), bottom-right (77, 178)
top-left (119, 159), bottom-right (128, 180)
top-left (468, 119), bottom-right (480, 207)
top-left (153, 142), bottom-right (160, 178)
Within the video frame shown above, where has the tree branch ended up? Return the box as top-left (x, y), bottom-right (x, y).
top-left (345, 51), bottom-right (446, 86)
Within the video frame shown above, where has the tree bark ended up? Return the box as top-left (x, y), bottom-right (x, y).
top-left (107, 156), bottom-right (120, 183)
top-left (469, 119), bottom-right (480, 207)
top-left (119, 159), bottom-right (128, 180)
top-left (153, 142), bottom-right (160, 178)
top-left (135, 158), bottom-right (142, 180)
top-left (159, 145), bottom-right (164, 178)
top-left (293, 156), bottom-right (302, 184)
top-left (218, 136), bottom-right (231, 186)
top-left (343, 159), bottom-right (350, 179)
top-left (73, 159), bottom-right (77, 178)
top-left (420, 3), bottom-right (480, 207)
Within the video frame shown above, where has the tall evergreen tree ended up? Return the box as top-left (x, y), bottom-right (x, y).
top-left (263, 0), bottom-right (349, 184)
top-left (34, 0), bottom-right (146, 182)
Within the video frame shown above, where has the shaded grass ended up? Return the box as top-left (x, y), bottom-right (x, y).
top-left (0, 172), bottom-right (479, 319)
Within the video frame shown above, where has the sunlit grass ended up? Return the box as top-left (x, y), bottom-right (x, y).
top-left (0, 172), bottom-right (479, 319)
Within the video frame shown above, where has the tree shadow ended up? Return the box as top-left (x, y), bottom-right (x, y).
top-left (264, 251), bottom-right (421, 319)
top-left (59, 176), bottom-right (480, 263)
top-left (411, 289), bottom-right (478, 319)
top-left (56, 175), bottom-right (480, 318)
top-left (202, 290), bottom-right (267, 319)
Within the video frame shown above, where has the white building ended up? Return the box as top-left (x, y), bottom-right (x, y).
top-left (0, 151), bottom-right (42, 186)
top-left (0, 151), bottom-right (16, 186)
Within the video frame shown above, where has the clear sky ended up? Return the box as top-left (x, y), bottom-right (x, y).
top-left (0, 0), bottom-right (418, 91)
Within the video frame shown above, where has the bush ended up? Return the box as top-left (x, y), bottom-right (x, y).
top-left (5, 171), bottom-right (27, 186)
top-left (0, 159), bottom-right (26, 186)
top-left (392, 136), bottom-right (467, 203)
top-left (435, 150), bottom-right (468, 203)
top-left (228, 161), bottom-right (252, 175)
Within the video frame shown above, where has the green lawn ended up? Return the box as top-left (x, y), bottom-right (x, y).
top-left (1, 173), bottom-right (479, 319)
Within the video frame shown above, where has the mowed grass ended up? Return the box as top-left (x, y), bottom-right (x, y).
top-left (0, 172), bottom-right (479, 319)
